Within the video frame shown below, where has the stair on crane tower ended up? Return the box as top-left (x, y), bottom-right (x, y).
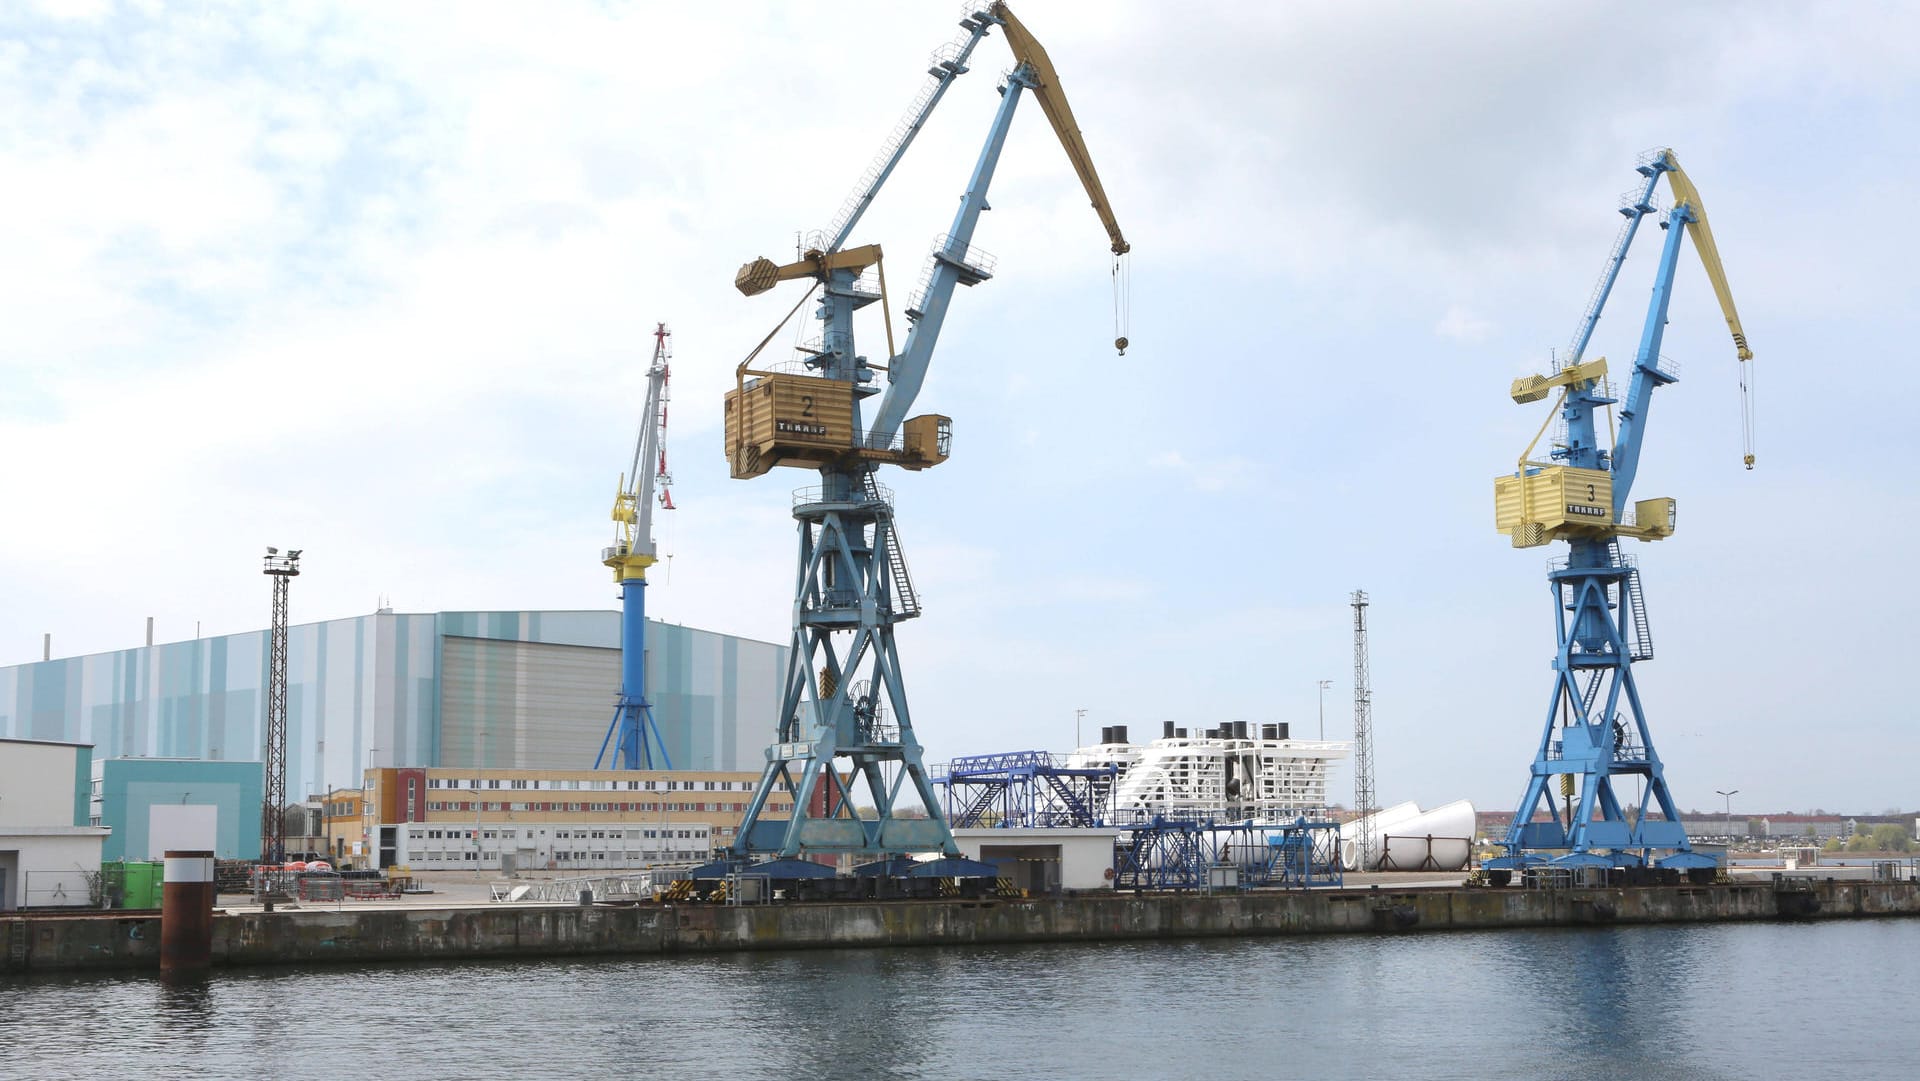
top-left (862, 472), bottom-right (922, 619)
top-left (1623, 563), bottom-right (1654, 662)
top-left (1581, 670), bottom-right (1605, 715)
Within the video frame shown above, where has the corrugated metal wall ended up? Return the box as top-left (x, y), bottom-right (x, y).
top-left (439, 637), bottom-right (615, 770)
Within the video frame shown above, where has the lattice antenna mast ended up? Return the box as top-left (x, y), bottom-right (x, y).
top-left (261, 547), bottom-right (301, 901)
top-left (1350, 590), bottom-right (1375, 872)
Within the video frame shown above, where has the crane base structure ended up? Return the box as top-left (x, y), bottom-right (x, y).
top-left (1480, 543), bottom-right (1716, 883)
top-left (714, 478), bottom-right (996, 878)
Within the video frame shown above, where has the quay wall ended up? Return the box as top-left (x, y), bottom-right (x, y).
top-left (5, 879), bottom-right (1919, 973)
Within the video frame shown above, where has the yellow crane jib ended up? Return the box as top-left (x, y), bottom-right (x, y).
top-left (1660, 150), bottom-right (1756, 469)
top-left (992, 2), bottom-right (1132, 354)
top-left (1660, 153), bottom-right (1752, 364)
top-left (992, 3), bottom-right (1128, 258)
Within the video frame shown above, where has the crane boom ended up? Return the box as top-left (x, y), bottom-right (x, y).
top-left (1663, 154), bottom-right (1752, 362)
top-left (608, 324), bottom-right (673, 573)
top-left (869, 5), bottom-right (1128, 439)
top-left (992, 3), bottom-right (1130, 255)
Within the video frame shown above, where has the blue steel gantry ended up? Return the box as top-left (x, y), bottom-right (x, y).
top-left (596, 323), bottom-right (676, 770)
top-left (1486, 149), bottom-right (1755, 882)
top-left (712, 4), bottom-right (1128, 876)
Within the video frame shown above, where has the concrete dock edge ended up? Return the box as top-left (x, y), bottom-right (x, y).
top-left (5, 879), bottom-right (1918, 974)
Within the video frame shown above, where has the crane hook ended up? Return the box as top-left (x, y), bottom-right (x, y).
top-left (1115, 336), bottom-right (1128, 356)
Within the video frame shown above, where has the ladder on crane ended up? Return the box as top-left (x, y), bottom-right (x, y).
top-left (861, 470), bottom-right (921, 619)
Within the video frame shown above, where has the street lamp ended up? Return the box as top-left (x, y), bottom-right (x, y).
top-left (1716, 788), bottom-right (1740, 850)
top-left (1317, 680), bottom-right (1333, 740)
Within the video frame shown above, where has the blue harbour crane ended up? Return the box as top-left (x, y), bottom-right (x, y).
top-left (710, 3), bottom-right (1128, 881)
top-left (596, 323), bottom-right (676, 770)
top-left (1486, 149), bottom-right (1754, 883)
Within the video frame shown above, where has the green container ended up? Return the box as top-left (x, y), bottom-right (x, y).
top-left (132, 860), bottom-right (163, 908)
top-left (109, 860), bottom-right (163, 909)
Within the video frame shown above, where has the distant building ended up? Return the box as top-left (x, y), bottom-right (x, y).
top-left (318, 788), bottom-right (365, 865)
top-left (0, 737), bottom-right (110, 909)
top-left (90, 757), bottom-right (264, 862)
top-left (1, 610), bottom-right (786, 793)
top-left (359, 765), bottom-right (798, 872)
top-left (1678, 815), bottom-right (1753, 840)
top-left (1755, 815), bottom-right (1850, 842)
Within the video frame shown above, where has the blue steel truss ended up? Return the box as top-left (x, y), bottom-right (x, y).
top-left (935, 751), bottom-right (1118, 829)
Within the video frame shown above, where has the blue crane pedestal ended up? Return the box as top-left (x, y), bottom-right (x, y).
top-left (1482, 541), bottom-right (1715, 883)
top-left (595, 574), bottom-right (673, 771)
top-left (717, 476), bottom-right (991, 876)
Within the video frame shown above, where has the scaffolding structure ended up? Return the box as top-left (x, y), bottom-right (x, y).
top-left (1111, 816), bottom-right (1343, 891)
top-left (935, 751), bottom-right (1117, 828)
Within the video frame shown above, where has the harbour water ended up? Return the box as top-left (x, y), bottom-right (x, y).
top-left (3, 919), bottom-right (1916, 1080)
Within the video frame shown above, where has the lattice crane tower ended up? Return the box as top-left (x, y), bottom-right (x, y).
top-left (1350, 589), bottom-right (1375, 872)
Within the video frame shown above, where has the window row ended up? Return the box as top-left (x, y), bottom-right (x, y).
top-left (424, 778), bottom-right (745, 792)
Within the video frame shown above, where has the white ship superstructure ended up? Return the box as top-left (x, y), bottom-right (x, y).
top-left (1068, 721), bottom-right (1349, 822)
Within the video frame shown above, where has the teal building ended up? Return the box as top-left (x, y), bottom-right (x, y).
top-left (89, 757), bottom-right (264, 862)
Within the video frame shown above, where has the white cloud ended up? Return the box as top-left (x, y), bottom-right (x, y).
top-left (1435, 305), bottom-right (1494, 343)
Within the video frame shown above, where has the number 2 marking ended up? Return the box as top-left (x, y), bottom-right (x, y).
top-left (801, 396), bottom-right (814, 417)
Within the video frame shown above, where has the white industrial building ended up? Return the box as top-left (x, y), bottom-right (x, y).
top-left (0, 738), bottom-right (111, 909)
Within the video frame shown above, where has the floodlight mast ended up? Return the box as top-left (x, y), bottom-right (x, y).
top-left (259, 546), bottom-right (301, 908)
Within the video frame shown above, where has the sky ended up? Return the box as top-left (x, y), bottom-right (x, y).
top-left (3, 1), bottom-right (1916, 817)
